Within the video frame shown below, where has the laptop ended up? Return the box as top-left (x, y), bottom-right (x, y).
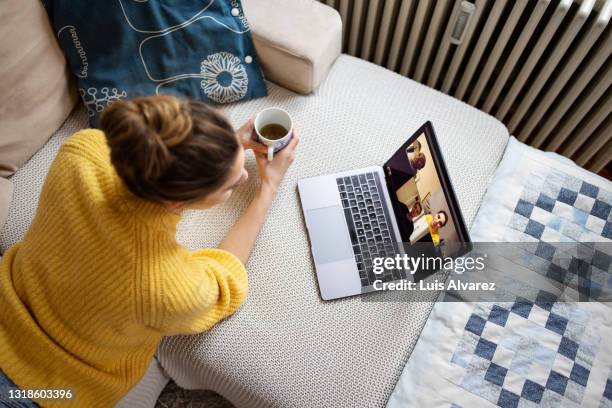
top-left (298, 122), bottom-right (470, 300)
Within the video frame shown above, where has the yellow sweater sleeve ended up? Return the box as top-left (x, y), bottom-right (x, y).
top-left (148, 247), bottom-right (249, 336)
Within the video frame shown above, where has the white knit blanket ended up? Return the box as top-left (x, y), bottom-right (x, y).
top-left (1, 56), bottom-right (510, 408)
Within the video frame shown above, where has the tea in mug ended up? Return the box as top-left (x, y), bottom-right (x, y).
top-left (259, 123), bottom-right (288, 140)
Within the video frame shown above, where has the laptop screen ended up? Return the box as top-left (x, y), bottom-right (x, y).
top-left (383, 123), bottom-right (467, 252)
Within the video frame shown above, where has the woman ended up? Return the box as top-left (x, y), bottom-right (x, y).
top-left (0, 95), bottom-right (298, 407)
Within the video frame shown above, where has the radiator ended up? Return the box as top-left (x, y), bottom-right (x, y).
top-left (320, 0), bottom-right (611, 173)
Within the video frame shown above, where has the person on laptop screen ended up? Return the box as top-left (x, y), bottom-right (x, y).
top-left (396, 201), bottom-right (423, 239)
top-left (426, 210), bottom-right (448, 245)
top-left (385, 133), bottom-right (458, 249)
top-left (386, 139), bottom-right (426, 188)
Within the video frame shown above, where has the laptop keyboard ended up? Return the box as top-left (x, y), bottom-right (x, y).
top-left (336, 172), bottom-right (407, 287)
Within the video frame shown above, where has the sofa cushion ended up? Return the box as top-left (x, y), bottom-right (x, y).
top-left (0, 179), bottom-right (13, 240)
top-left (242, 0), bottom-right (341, 94)
top-left (0, 0), bottom-right (77, 229)
top-left (0, 55), bottom-right (509, 406)
top-left (45, 0), bottom-right (267, 125)
top-left (156, 55), bottom-right (509, 407)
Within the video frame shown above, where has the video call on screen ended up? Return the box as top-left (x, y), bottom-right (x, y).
top-left (385, 133), bottom-right (459, 250)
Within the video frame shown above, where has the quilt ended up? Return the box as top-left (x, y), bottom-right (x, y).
top-left (388, 138), bottom-right (612, 408)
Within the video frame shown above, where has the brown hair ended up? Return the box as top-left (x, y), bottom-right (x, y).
top-left (437, 210), bottom-right (448, 227)
top-left (99, 95), bottom-right (239, 202)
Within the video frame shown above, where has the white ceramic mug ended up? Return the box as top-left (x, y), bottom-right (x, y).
top-left (254, 107), bottom-right (293, 161)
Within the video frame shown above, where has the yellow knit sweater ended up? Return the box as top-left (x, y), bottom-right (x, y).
top-left (0, 129), bottom-right (248, 407)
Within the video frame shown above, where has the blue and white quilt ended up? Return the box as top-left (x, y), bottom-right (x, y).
top-left (388, 138), bottom-right (612, 408)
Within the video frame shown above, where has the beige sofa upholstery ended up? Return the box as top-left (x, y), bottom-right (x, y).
top-left (242, 0), bottom-right (342, 94)
top-left (156, 56), bottom-right (509, 408)
top-left (0, 0), bottom-right (77, 230)
top-left (0, 180), bottom-right (13, 235)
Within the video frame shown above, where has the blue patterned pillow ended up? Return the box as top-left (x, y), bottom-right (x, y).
top-left (44, 0), bottom-right (267, 125)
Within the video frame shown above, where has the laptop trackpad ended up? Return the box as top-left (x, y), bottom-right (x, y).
top-left (306, 206), bottom-right (353, 264)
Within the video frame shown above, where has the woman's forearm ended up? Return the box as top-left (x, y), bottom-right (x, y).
top-left (218, 183), bottom-right (277, 264)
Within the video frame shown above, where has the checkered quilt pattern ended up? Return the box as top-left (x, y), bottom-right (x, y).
top-left (388, 147), bottom-right (612, 408)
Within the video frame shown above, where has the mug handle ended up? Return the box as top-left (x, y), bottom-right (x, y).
top-left (267, 145), bottom-right (274, 161)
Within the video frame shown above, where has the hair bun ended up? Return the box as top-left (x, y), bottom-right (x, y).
top-left (100, 95), bottom-right (193, 181)
top-left (100, 96), bottom-right (238, 203)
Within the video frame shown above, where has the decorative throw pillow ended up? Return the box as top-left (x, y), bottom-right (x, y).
top-left (44, 0), bottom-right (267, 125)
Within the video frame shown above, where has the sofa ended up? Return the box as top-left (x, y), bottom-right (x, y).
top-left (0, 1), bottom-right (510, 407)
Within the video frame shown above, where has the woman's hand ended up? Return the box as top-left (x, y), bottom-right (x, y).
top-left (219, 132), bottom-right (298, 264)
top-left (236, 118), bottom-right (268, 154)
top-left (255, 132), bottom-right (299, 193)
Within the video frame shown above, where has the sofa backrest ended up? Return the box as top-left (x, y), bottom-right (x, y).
top-left (0, 0), bottom-right (77, 230)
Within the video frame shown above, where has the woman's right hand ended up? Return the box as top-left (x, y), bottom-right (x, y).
top-left (255, 132), bottom-right (299, 192)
